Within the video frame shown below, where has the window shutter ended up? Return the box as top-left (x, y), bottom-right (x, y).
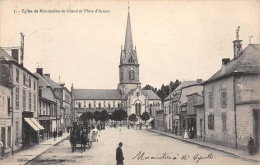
top-left (212, 115), bottom-right (214, 130)
top-left (208, 115), bottom-right (210, 129)
top-left (8, 96), bottom-right (11, 115)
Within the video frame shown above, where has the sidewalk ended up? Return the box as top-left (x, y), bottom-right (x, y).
top-left (0, 133), bottom-right (69, 165)
top-left (147, 129), bottom-right (260, 163)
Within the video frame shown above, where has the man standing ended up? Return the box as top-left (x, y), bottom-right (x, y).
top-left (116, 142), bottom-right (124, 165)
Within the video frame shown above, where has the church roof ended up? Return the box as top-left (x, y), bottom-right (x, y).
top-left (74, 89), bottom-right (122, 100)
top-left (205, 44), bottom-right (260, 84)
top-left (142, 90), bottom-right (161, 100)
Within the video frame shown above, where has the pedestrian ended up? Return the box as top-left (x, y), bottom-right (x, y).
top-left (248, 137), bottom-right (255, 155)
top-left (183, 129), bottom-right (189, 139)
top-left (116, 142), bottom-right (124, 165)
top-left (53, 129), bottom-right (57, 141)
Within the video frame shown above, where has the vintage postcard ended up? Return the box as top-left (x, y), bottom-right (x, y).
top-left (0, 0), bottom-right (259, 166)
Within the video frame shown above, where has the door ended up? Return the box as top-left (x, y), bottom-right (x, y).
top-left (253, 110), bottom-right (260, 153)
top-left (1, 128), bottom-right (6, 148)
top-left (200, 119), bottom-right (203, 138)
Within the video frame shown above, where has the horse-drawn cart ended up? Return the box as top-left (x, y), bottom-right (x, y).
top-left (69, 121), bottom-right (92, 153)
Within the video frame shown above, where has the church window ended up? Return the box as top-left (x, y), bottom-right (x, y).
top-left (128, 56), bottom-right (135, 63)
top-left (108, 102), bottom-right (111, 108)
top-left (118, 102), bottom-right (120, 108)
top-left (78, 102), bottom-right (81, 108)
top-left (89, 102), bottom-right (91, 108)
top-left (94, 101), bottom-right (96, 108)
top-left (120, 71), bottom-right (123, 81)
top-left (129, 70), bottom-right (135, 80)
top-left (136, 92), bottom-right (140, 96)
top-left (135, 103), bottom-right (141, 115)
top-left (99, 102), bottom-right (101, 108)
top-left (104, 101), bottom-right (106, 107)
top-left (113, 101), bottom-right (115, 108)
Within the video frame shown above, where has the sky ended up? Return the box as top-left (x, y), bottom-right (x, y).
top-left (1, 0), bottom-right (260, 90)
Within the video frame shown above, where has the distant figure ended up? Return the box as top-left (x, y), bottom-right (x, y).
top-left (53, 129), bottom-right (57, 141)
top-left (183, 129), bottom-right (189, 139)
top-left (248, 137), bottom-right (255, 155)
top-left (116, 142), bottom-right (124, 165)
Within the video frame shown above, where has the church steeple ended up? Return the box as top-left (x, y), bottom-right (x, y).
top-left (118, 3), bottom-right (140, 95)
top-left (124, 7), bottom-right (133, 54)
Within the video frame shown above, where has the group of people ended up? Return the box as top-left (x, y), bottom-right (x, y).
top-left (183, 127), bottom-right (196, 139)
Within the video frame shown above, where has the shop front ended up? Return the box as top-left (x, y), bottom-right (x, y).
top-left (0, 119), bottom-right (12, 158)
top-left (38, 115), bottom-right (50, 141)
top-left (22, 112), bottom-right (44, 149)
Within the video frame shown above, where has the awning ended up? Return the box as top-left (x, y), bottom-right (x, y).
top-left (30, 118), bottom-right (45, 130)
top-left (24, 118), bottom-right (44, 131)
top-left (146, 118), bottom-right (154, 123)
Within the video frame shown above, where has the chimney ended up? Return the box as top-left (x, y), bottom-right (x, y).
top-left (44, 74), bottom-right (50, 78)
top-left (36, 68), bottom-right (43, 76)
top-left (233, 26), bottom-right (242, 58)
top-left (197, 79), bottom-right (202, 84)
top-left (222, 58), bottom-right (230, 66)
top-left (11, 49), bottom-right (19, 62)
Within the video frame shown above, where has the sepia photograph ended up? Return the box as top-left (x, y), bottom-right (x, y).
top-left (0, 0), bottom-right (259, 166)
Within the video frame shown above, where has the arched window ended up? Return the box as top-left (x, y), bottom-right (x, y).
top-left (129, 70), bottom-right (135, 80)
top-left (99, 102), bottom-right (101, 108)
top-left (108, 102), bottom-right (111, 108)
top-left (135, 102), bottom-right (141, 115)
top-left (120, 71), bottom-right (123, 81)
top-left (79, 102), bottom-right (81, 108)
top-left (128, 56), bottom-right (135, 63)
top-left (89, 102), bottom-right (91, 108)
top-left (104, 101), bottom-right (106, 107)
top-left (118, 102), bottom-right (120, 108)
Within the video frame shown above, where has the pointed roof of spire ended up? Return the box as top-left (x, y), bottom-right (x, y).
top-left (124, 10), bottom-right (133, 54)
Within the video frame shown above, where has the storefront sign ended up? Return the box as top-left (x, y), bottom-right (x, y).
top-left (50, 116), bottom-right (56, 120)
top-left (0, 119), bottom-right (11, 126)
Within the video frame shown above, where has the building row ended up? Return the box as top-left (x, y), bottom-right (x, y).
top-left (153, 33), bottom-right (260, 153)
top-left (0, 46), bottom-right (73, 157)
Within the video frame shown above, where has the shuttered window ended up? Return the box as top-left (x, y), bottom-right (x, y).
top-left (208, 114), bottom-right (214, 130)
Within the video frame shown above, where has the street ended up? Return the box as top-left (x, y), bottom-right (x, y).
top-left (28, 127), bottom-right (255, 165)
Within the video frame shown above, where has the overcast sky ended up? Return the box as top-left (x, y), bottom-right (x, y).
top-left (1, 0), bottom-right (260, 90)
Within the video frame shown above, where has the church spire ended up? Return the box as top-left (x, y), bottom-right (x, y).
top-left (124, 3), bottom-right (133, 54)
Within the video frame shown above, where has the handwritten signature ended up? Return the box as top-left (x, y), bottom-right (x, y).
top-left (132, 151), bottom-right (214, 163)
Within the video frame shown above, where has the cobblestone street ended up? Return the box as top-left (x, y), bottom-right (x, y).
top-left (27, 127), bottom-right (256, 165)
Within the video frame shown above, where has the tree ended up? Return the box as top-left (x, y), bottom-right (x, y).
top-left (112, 109), bottom-right (127, 121)
top-left (92, 111), bottom-right (102, 121)
top-left (143, 79), bottom-right (181, 101)
top-left (128, 113), bottom-right (138, 122)
top-left (100, 110), bottom-right (109, 122)
top-left (141, 111), bottom-right (150, 124)
top-left (80, 112), bottom-right (93, 122)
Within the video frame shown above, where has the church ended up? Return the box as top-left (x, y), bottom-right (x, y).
top-left (72, 7), bottom-right (161, 120)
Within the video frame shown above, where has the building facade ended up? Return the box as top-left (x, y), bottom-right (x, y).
top-left (164, 80), bottom-right (203, 135)
top-left (0, 47), bottom-right (43, 151)
top-left (0, 55), bottom-right (13, 157)
top-left (203, 34), bottom-right (260, 152)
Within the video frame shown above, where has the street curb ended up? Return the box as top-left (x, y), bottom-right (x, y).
top-left (24, 135), bottom-right (69, 165)
top-left (147, 129), bottom-right (260, 163)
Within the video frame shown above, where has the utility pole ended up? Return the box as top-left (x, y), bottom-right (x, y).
top-left (20, 33), bottom-right (25, 66)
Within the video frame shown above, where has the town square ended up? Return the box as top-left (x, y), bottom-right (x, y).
top-left (0, 0), bottom-right (260, 166)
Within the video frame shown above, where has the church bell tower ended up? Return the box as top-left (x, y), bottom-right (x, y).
top-left (118, 5), bottom-right (141, 97)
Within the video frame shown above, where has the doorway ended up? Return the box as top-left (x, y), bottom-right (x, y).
top-left (253, 110), bottom-right (260, 153)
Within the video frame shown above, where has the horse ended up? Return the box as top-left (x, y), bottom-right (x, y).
top-left (69, 129), bottom-right (77, 152)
